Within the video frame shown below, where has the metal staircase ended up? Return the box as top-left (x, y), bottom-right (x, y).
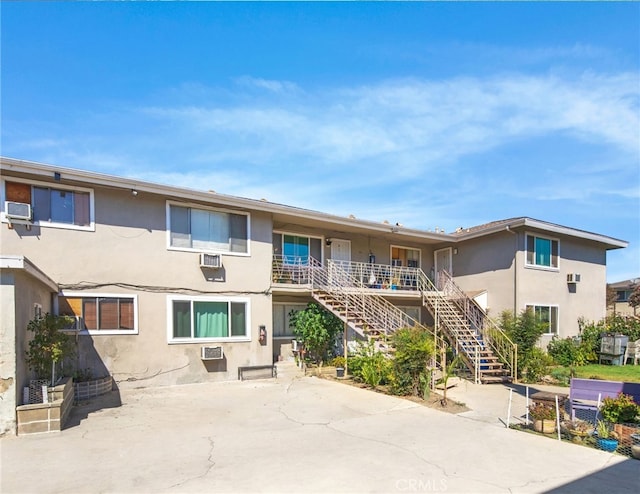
top-left (424, 270), bottom-right (517, 383)
top-left (272, 255), bottom-right (516, 384)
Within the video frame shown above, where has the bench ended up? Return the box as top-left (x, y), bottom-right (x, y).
top-left (569, 378), bottom-right (640, 420)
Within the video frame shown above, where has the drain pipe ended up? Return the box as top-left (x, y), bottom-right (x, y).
top-left (506, 226), bottom-right (518, 314)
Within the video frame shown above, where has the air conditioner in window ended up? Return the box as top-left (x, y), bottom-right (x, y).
top-left (292, 340), bottom-right (299, 352)
top-left (567, 273), bottom-right (581, 284)
top-left (200, 253), bottom-right (221, 269)
top-left (201, 346), bottom-right (224, 360)
top-left (4, 201), bottom-right (32, 221)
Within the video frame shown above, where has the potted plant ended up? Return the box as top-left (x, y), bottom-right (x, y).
top-left (25, 313), bottom-right (75, 386)
top-left (596, 420), bottom-right (619, 452)
top-left (600, 393), bottom-right (640, 444)
top-left (530, 402), bottom-right (557, 433)
top-left (561, 419), bottom-right (594, 443)
top-left (331, 356), bottom-right (346, 378)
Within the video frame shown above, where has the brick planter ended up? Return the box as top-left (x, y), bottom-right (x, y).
top-left (16, 377), bottom-right (74, 435)
top-left (74, 376), bottom-right (113, 402)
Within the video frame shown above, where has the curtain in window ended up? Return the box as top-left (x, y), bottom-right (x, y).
top-left (119, 299), bottom-right (134, 329)
top-left (33, 187), bottom-right (51, 222)
top-left (283, 235), bottom-right (309, 264)
top-left (83, 299), bottom-right (98, 330)
top-left (535, 238), bottom-right (551, 266)
top-left (99, 298), bottom-right (119, 329)
top-left (194, 301), bottom-right (227, 338)
top-left (230, 302), bottom-right (246, 336)
top-left (230, 213), bottom-right (248, 253)
top-left (74, 192), bottom-right (90, 226)
top-left (173, 301), bottom-right (192, 338)
top-left (191, 210), bottom-right (229, 251)
top-left (170, 206), bottom-right (191, 248)
top-left (51, 189), bottom-right (74, 224)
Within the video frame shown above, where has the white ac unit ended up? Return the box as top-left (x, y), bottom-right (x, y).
top-left (201, 346), bottom-right (224, 360)
top-left (291, 340), bottom-right (299, 352)
top-left (4, 201), bottom-right (32, 221)
top-left (567, 273), bottom-right (581, 284)
top-left (200, 253), bottom-right (221, 269)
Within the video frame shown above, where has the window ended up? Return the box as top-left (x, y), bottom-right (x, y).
top-left (616, 290), bottom-right (632, 302)
top-left (273, 232), bottom-right (322, 265)
top-left (169, 297), bottom-right (249, 341)
top-left (272, 303), bottom-right (307, 337)
top-left (526, 304), bottom-right (558, 335)
top-left (391, 246), bottom-right (421, 268)
top-left (59, 295), bottom-right (137, 334)
top-left (168, 204), bottom-right (248, 254)
top-left (398, 306), bottom-right (421, 325)
top-left (4, 179), bottom-right (93, 229)
top-left (526, 234), bottom-right (559, 269)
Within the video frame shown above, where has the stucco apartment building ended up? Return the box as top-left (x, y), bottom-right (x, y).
top-left (0, 156), bottom-right (628, 434)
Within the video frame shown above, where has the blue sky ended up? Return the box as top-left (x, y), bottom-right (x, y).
top-left (2, 2), bottom-right (639, 282)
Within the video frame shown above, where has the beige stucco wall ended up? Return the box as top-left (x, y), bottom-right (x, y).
top-left (452, 228), bottom-right (607, 340)
top-left (1, 176), bottom-right (275, 388)
top-left (0, 269), bottom-right (54, 435)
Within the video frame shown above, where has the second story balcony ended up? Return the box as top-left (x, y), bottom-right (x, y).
top-left (271, 255), bottom-right (435, 294)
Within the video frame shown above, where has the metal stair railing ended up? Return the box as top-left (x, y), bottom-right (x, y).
top-left (437, 270), bottom-right (518, 380)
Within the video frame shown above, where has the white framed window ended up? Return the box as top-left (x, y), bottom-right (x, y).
top-left (2, 177), bottom-right (95, 231)
top-left (167, 202), bottom-right (249, 255)
top-left (272, 231), bottom-right (323, 265)
top-left (273, 303), bottom-right (307, 337)
top-left (525, 233), bottom-right (559, 270)
top-left (58, 293), bottom-right (138, 335)
top-left (168, 295), bottom-right (250, 342)
top-left (391, 245), bottom-right (421, 268)
top-left (526, 304), bottom-right (559, 335)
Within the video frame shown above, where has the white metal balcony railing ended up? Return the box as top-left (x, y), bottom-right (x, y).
top-left (271, 254), bottom-right (516, 381)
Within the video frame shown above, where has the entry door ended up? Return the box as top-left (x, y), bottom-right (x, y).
top-left (434, 247), bottom-right (453, 285)
top-left (331, 239), bottom-right (351, 262)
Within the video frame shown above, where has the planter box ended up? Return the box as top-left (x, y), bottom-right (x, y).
top-left (74, 376), bottom-right (113, 402)
top-left (16, 377), bottom-right (73, 435)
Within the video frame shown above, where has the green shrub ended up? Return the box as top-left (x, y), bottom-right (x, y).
top-left (601, 393), bottom-right (640, 424)
top-left (499, 309), bottom-right (547, 379)
top-left (349, 341), bottom-right (391, 387)
top-left (389, 327), bottom-right (435, 398)
top-left (289, 303), bottom-right (342, 365)
top-left (25, 313), bottom-right (75, 383)
top-left (522, 347), bottom-right (554, 383)
top-left (547, 337), bottom-right (587, 366)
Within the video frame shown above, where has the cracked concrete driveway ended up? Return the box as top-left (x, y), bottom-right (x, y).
top-left (1, 372), bottom-right (637, 493)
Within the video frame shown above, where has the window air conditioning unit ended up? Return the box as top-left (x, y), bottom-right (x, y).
top-left (201, 346), bottom-right (224, 360)
top-left (200, 253), bottom-right (221, 269)
top-left (292, 340), bottom-right (299, 352)
top-left (4, 201), bottom-right (32, 221)
top-left (567, 273), bottom-right (581, 284)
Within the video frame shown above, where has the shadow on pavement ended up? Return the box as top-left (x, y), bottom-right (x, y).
top-left (544, 457), bottom-right (639, 493)
top-left (65, 388), bottom-right (122, 429)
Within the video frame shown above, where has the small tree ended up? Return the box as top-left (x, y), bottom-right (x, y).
top-left (390, 326), bottom-right (435, 398)
top-left (289, 303), bottom-right (342, 366)
top-left (25, 313), bottom-right (75, 384)
top-left (629, 285), bottom-right (640, 316)
top-left (499, 309), bottom-right (547, 380)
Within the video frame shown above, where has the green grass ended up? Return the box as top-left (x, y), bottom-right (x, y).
top-left (572, 364), bottom-right (640, 383)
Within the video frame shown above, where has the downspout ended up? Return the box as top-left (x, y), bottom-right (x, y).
top-left (505, 226), bottom-right (517, 314)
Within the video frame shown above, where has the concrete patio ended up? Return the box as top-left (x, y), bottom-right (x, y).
top-left (1, 366), bottom-right (637, 493)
